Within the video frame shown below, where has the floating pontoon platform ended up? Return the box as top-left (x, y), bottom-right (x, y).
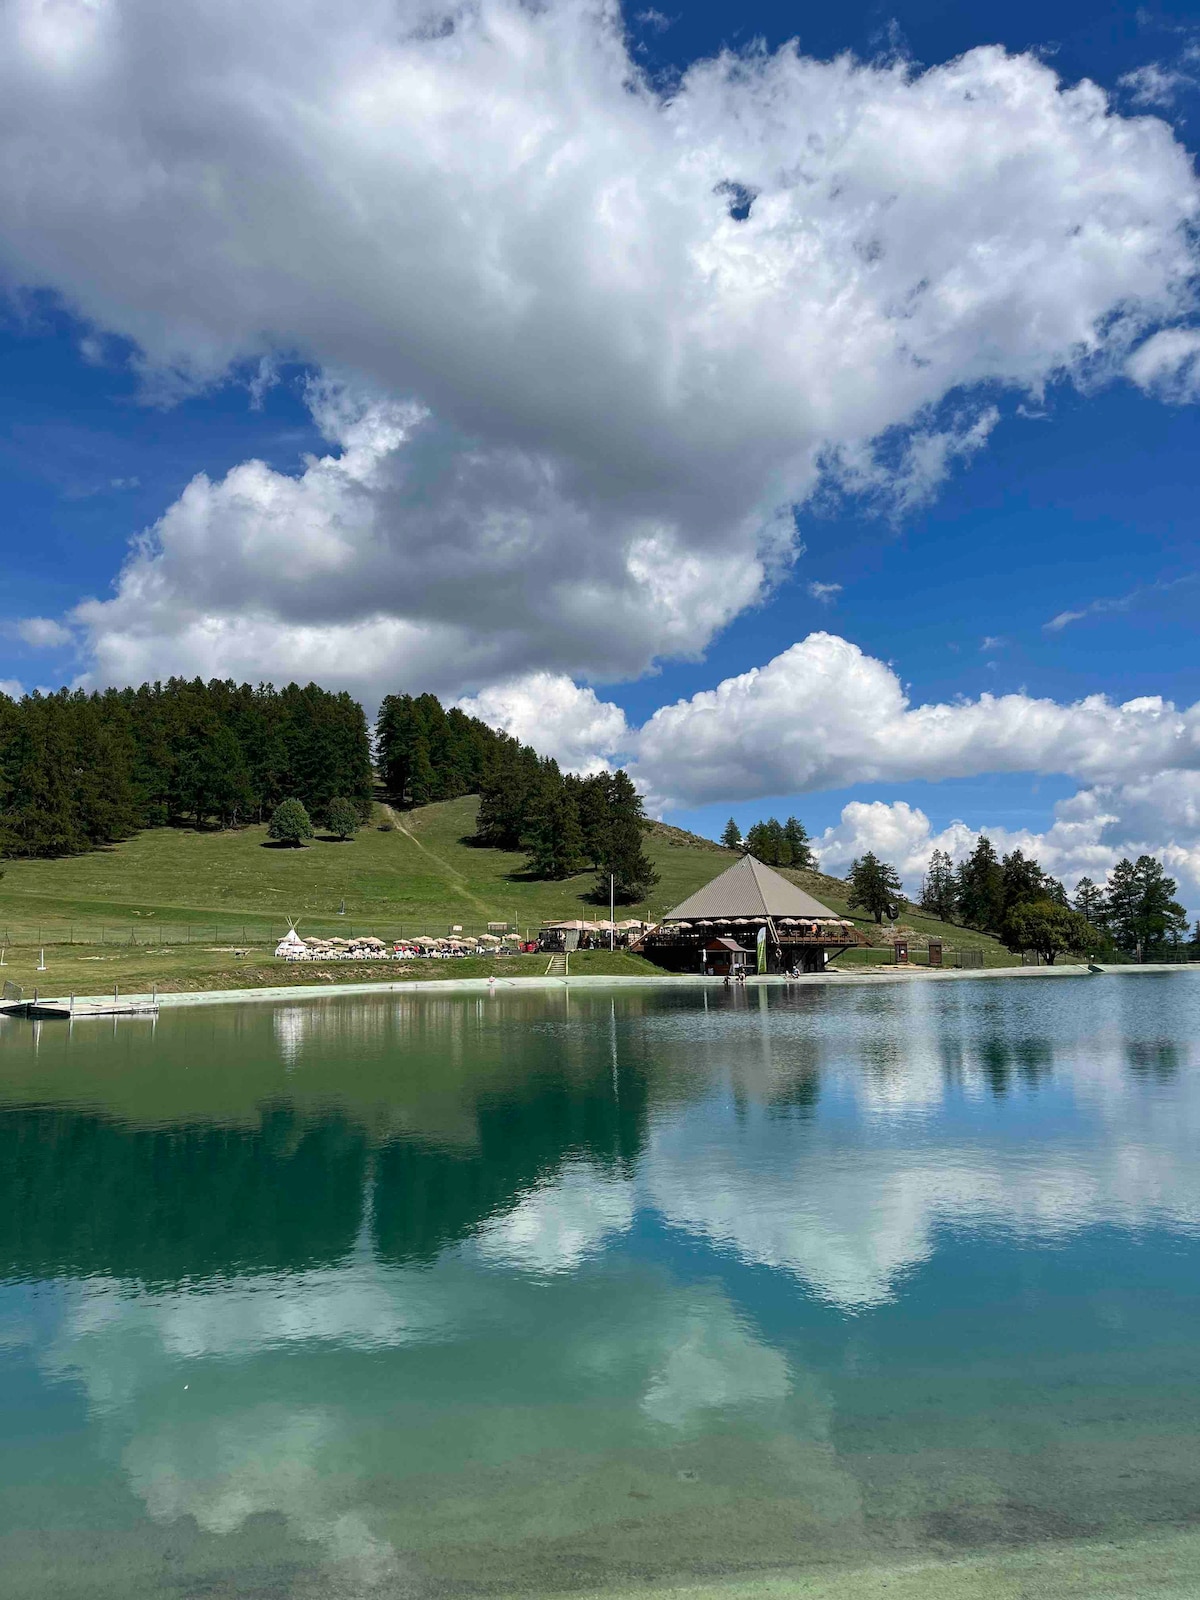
top-left (1, 994), bottom-right (158, 1019)
top-left (23, 999), bottom-right (158, 1019)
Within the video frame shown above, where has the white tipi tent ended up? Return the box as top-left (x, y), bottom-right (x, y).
top-left (275, 926), bottom-right (308, 960)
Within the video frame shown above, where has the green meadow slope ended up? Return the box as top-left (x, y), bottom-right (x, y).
top-left (0, 795), bottom-right (1015, 992)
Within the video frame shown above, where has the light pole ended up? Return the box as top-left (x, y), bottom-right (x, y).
top-left (610, 874), bottom-right (614, 951)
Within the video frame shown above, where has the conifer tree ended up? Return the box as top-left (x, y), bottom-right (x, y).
top-left (1073, 877), bottom-right (1106, 924)
top-left (1104, 856), bottom-right (1187, 961)
top-left (207, 726), bottom-right (256, 827)
top-left (764, 818), bottom-right (787, 864)
top-left (594, 771), bottom-right (659, 903)
top-left (920, 848), bottom-right (959, 921)
top-left (956, 836), bottom-right (1004, 931)
top-left (71, 708), bottom-right (140, 845)
top-left (782, 816), bottom-right (815, 869)
top-left (743, 820), bottom-right (768, 860)
top-left (0, 704), bottom-right (84, 858)
top-left (721, 817), bottom-right (742, 850)
top-left (476, 739), bottom-right (544, 847)
top-left (575, 774), bottom-right (613, 867)
top-left (742, 815), bottom-right (811, 867)
top-left (407, 735), bottom-right (438, 807)
top-left (523, 766), bottom-right (585, 879)
top-left (846, 852), bottom-right (904, 924)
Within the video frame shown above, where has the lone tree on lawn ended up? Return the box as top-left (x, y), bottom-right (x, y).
top-left (268, 797), bottom-right (313, 847)
top-left (847, 852), bottom-right (905, 924)
top-left (721, 817), bottom-right (742, 850)
top-left (325, 797), bottom-right (361, 841)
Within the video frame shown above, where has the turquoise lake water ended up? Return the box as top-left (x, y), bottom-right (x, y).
top-left (2, 974), bottom-right (1200, 1597)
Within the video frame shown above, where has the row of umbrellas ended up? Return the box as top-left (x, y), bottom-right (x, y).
top-left (275, 927), bottom-right (527, 959)
top-left (668, 917), bottom-right (855, 929)
top-left (542, 919), bottom-right (651, 932)
top-left (292, 928), bottom-right (524, 947)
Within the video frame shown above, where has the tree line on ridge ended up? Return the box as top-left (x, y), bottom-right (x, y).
top-left (906, 836), bottom-right (1186, 962)
top-left (0, 677), bottom-right (658, 902)
top-left (719, 809), bottom-right (1190, 964)
top-left (0, 678), bottom-right (372, 860)
top-left (720, 815), bottom-right (815, 868)
top-left (916, 837), bottom-right (1191, 960)
top-left (376, 692), bottom-right (659, 902)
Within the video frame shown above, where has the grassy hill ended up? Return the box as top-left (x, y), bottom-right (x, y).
top-left (0, 795), bottom-right (1016, 993)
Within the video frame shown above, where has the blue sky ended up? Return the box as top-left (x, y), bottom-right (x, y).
top-left (2, 0), bottom-right (1200, 900)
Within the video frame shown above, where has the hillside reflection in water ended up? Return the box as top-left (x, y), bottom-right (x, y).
top-left (2, 975), bottom-right (1199, 1597)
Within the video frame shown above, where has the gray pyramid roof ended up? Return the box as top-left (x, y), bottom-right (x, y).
top-left (664, 855), bottom-right (841, 921)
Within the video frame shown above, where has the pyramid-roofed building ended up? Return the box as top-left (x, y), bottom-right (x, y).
top-left (639, 854), bottom-right (865, 975)
top-left (664, 853), bottom-right (841, 922)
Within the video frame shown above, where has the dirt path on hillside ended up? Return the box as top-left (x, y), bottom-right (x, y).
top-left (380, 804), bottom-right (495, 919)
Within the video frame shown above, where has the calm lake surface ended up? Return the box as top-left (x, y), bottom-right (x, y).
top-left (2, 974), bottom-right (1200, 1598)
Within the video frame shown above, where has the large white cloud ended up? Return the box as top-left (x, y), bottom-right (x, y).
top-left (456, 672), bottom-right (629, 775)
top-left (72, 383), bottom-right (772, 697)
top-left (606, 632), bottom-right (1200, 905)
top-left (3, 1), bottom-right (1197, 692)
top-left (630, 632), bottom-right (1200, 805)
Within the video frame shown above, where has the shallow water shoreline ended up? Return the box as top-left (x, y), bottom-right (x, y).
top-left (553, 1525), bottom-right (1200, 1600)
top-left (27, 958), bottom-right (1199, 1011)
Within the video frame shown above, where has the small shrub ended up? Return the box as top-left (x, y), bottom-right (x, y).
top-left (377, 821), bottom-right (395, 832)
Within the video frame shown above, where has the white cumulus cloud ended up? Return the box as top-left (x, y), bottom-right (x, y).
top-left (1126, 326), bottom-right (1200, 400)
top-left (14, 616), bottom-right (73, 649)
top-left (0, 1), bottom-right (1193, 695)
top-left (630, 632), bottom-right (1200, 807)
top-left (456, 673), bottom-right (629, 775)
top-left (810, 776), bottom-right (1200, 907)
top-left (616, 633), bottom-right (1200, 908)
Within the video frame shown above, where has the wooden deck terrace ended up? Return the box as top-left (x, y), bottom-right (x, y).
top-left (636, 918), bottom-right (869, 974)
top-left (639, 919), bottom-right (868, 950)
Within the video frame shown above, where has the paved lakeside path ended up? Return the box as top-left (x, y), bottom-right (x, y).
top-left (14, 961), bottom-right (1199, 1013)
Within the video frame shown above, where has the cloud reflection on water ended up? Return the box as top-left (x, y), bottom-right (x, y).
top-left (4, 975), bottom-right (1200, 1588)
